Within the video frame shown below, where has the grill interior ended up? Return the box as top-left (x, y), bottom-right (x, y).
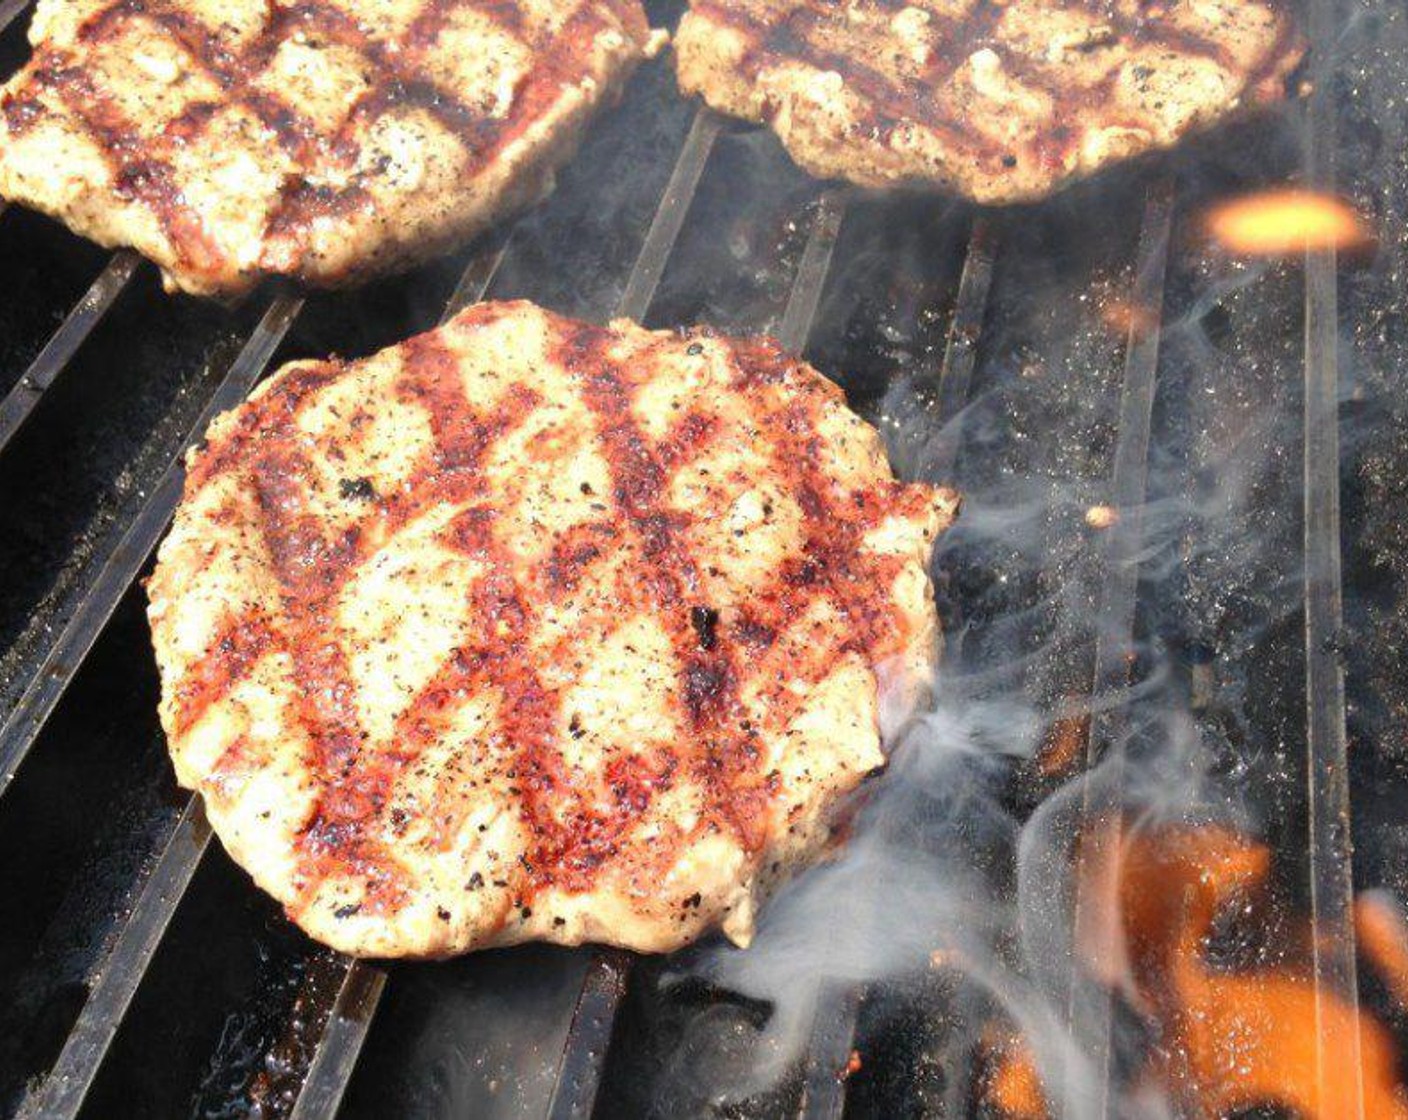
top-left (2, 0), bottom-right (1408, 1117)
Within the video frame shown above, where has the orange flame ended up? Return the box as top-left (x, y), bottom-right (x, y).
top-left (1357, 892), bottom-right (1408, 1012)
top-left (984, 1035), bottom-right (1048, 1120)
top-left (1203, 189), bottom-right (1373, 256)
top-left (988, 823), bottom-right (1408, 1119)
top-left (1083, 505), bottom-right (1120, 530)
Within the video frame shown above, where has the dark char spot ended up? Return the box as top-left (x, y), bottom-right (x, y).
top-left (338, 476), bottom-right (378, 501)
top-left (690, 606), bottom-right (720, 651)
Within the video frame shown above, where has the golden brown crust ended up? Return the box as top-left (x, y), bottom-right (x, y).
top-left (147, 300), bottom-right (957, 957)
top-left (0, 0), bottom-right (660, 297)
top-left (675, 0), bottom-right (1305, 203)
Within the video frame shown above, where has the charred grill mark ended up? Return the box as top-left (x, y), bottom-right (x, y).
top-left (20, 51), bottom-right (226, 273)
top-left (187, 333), bottom-right (513, 917)
top-left (242, 92), bottom-right (325, 162)
top-left (683, 657), bottom-right (733, 724)
top-left (112, 159), bottom-right (226, 271)
top-left (1240, 14), bottom-right (1305, 97)
top-left (658, 410), bottom-right (719, 467)
top-left (548, 325), bottom-right (755, 858)
top-left (695, 0), bottom-right (1302, 175)
top-left (80, 0), bottom-right (244, 85)
top-left (0, 94), bottom-right (44, 134)
top-left (172, 614), bottom-right (277, 737)
top-left (258, 0), bottom-right (625, 250)
top-left (733, 613), bottom-right (778, 650)
top-left (544, 522), bottom-right (614, 596)
top-left (4, 0), bottom-right (647, 286)
top-left (406, 0), bottom-right (470, 49)
top-left (397, 331), bottom-right (542, 477)
top-left (83, 0), bottom-right (330, 158)
top-left (720, 333), bottom-right (803, 388)
top-left (272, 323), bottom-right (542, 914)
top-left (187, 359), bottom-right (348, 490)
top-left (700, 0), bottom-right (1003, 151)
top-left (246, 412), bottom-right (405, 913)
top-left (252, 449), bottom-right (362, 597)
top-left (693, 339), bottom-right (924, 741)
top-left (263, 181), bottom-right (374, 244)
top-left (207, 733), bottom-right (255, 794)
top-left (300, 317), bottom-right (556, 920)
top-left (164, 100), bottom-right (221, 146)
top-left (567, 325), bottom-right (788, 848)
top-left (351, 77), bottom-right (490, 138)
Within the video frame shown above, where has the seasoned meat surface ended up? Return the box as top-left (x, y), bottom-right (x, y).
top-left (147, 300), bottom-right (957, 958)
top-left (0, 1), bottom-right (660, 297)
top-left (675, 0), bottom-right (1305, 203)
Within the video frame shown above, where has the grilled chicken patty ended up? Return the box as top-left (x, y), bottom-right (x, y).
top-left (0, 1), bottom-right (660, 298)
top-left (147, 301), bottom-right (958, 958)
top-left (675, 0), bottom-right (1304, 203)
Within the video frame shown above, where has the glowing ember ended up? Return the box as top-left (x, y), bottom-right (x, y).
top-left (1084, 505), bottom-right (1119, 529)
top-left (841, 1050), bottom-right (863, 1080)
top-left (1203, 189), bottom-right (1373, 256)
top-left (1098, 298), bottom-right (1157, 335)
top-left (984, 1038), bottom-right (1047, 1120)
top-left (1037, 705), bottom-right (1089, 779)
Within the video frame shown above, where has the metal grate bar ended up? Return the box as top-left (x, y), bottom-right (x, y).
top-left (0, 292), bottom-right (303, 799)
top-left (1062, 178), bottom-right (1175, 1116)
top-left (796, 984), bottom-right (863, 1120)
top-left (546, 185), bottom-right (851, 1120)
top-left (615, 107), bottom-right (724, 323)
top-left (0, 0), bottom-right (30, 35)
top-left (927, 217), bottom-right (997, 483)
top-left (0, 251), bottom-right (141, 456)
top-left (442, 227), bottom-right (513, 323)
top-left (1302, 0), bottom-right (1363, 1112)
top-left (545, 950), bottom-right (633, 1120)
top-left (288, 963), bottom-right (389, 1120)
top-left (776, 190), bottom-right (848, 355)
top-left (792, 212), bottom-right (999, 1120)
top-left (7, 295), bottom-right (303, 1119)
top-left (19, 796), bottom-right (213, 1119)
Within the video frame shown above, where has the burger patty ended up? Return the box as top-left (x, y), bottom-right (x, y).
top-left (675, 0), bottom-right (1305, 203)
top-left (0, 0), bottom-right (661, 297)
top-left (146, 300), bottom-right (958, 958)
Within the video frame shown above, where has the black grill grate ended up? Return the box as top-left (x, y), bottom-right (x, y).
top-left (0, 0), bottom-right (1403, 1116)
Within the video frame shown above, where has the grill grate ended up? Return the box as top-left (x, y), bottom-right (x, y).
top-left (1061, 180), bottom-right (1173, 1113)
top-left (0, 0), bottom-right (1399, 1116)
top-left (1301, 0), bottom-right (1363, 1105)
top-left (0, 250), bottom-right (138, 457)
top-left (0, 292), bottom-right (302, 796)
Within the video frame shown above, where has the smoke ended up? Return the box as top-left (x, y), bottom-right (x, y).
top-left (641, 174), bottom-right (1332, 1116)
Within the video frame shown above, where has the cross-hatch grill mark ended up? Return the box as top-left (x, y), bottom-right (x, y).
top-left (0, 0), bottom-right (628, 283)
top-left (696, 0), bottom-right (1302, 171)
top-left (168, 304), bottom-right (931, 931)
